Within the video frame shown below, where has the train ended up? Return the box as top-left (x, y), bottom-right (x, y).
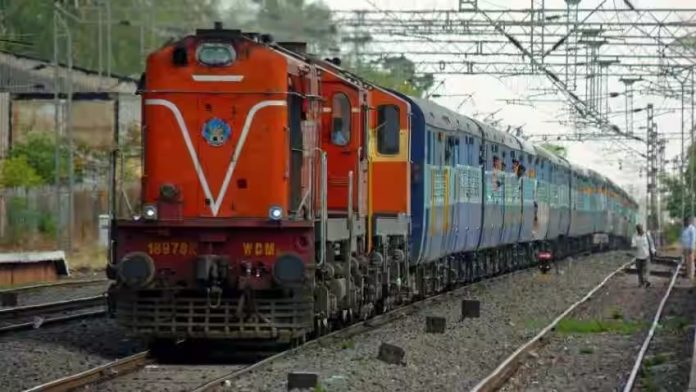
top-left (106, 23), bottom-right (639, 346)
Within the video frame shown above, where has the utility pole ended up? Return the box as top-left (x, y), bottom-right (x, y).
top-left (53, 3), bottom-right (74, 253)
top-left (681, 77), bottom-right (686, 219)
top-left (97, 0), bottom-right (103, 80)
top-left (106, 0), bottom-right (111, 77)
top-left (646, 104), bottom-right (660, 243)
top-left (690, 67), bottom-right (695, 218)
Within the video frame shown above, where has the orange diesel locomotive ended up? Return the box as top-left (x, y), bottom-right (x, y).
top-left (108, 25), bottom-right (324, 343)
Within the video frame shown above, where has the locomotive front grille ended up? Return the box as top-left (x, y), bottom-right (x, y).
top-left (114, 291), bottom-right (313, 341)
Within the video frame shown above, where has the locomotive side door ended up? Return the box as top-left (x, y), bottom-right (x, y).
top-left (321, 80), bottom-right (364, 217)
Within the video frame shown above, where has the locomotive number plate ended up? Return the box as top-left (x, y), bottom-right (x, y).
top-left (147, 241), bottom-right (197, 256)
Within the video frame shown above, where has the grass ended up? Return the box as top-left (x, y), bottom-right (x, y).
top-left (314, 383), bottom-right (328, 392)
top-left (579, 347), bottom-right (594, 354)
top-left (640, 369), bottom-right (659, 392)
top-left (639, 353), bottom-right (672, 392)
top-left (643, 353), bottom-right (668, 368)
top-left (610, 308), bottom-right (624, 320)
top-left (661, 316), bottom-right (691, 332)
top-left (68, 243), bottom-right (108, 272)
top-left (639, 356), bottom-right (667, 392)
top-left (556, 318), bottom-right (644, 335)
top-left (340, 339), bottom-right (355, 350)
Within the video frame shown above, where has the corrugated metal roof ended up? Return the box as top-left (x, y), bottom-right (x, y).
top-left (0, 50), bottom-right (137, 94)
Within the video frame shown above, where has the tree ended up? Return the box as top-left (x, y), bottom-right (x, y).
top-left (0, 0), bottom-right (222, 76)
top-left (662, 144), bottom-right (696, 219)
top-left (225, 0), bottom-right (338, 55)
top-left (348, 57), bottom-right (434, 98)
top-left (540, 143), bottom-right (568, 158)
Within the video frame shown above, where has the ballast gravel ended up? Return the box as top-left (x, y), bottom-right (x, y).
top-left (0, 318), bottom-right (145, 392)
top-left (221, 251), bottom-right (631, 392)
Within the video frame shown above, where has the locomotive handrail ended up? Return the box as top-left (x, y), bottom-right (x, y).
top-left (139, 89), bottom-right (304, 95)
top-left (347, 170), bottom-right (354, 308)
top-left (319, 151), bottom-right (328, 267)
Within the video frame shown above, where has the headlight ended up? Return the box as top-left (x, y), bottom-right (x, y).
top-left (268, 206), bottom-right (283, 221)
top-left (196, 43), bottom-right (236, 66)
top-left (143, 204), bottom-right (158, 220)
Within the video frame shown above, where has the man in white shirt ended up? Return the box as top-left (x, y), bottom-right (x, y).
top-left (631, 224), bottom-right (655, 288)
top-left (680, 217), bottom-right (696, 280)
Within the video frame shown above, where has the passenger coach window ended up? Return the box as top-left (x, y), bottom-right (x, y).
top-left (331, 93), bottom-right (351, 146)
top-left (377, 105), bottom-right (400, 154)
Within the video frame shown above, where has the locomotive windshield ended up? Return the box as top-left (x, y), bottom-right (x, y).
top-left (196, 43), bottom-right (236, 66)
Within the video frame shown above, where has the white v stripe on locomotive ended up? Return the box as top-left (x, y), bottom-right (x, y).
top-left (191, 74), bottom-right (244, 82)
top-left (144, 99), bottom-right (286, 216)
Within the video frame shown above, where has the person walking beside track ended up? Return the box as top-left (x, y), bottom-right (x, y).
top-left (681, 217), bottom-right (696, 281)
top-left (631, 224), bottom-right (655, 288)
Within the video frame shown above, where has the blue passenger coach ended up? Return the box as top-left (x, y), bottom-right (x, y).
top-left (395, 92), bottom-right (636, 280)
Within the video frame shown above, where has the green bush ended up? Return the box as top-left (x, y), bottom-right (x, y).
top-left (663, 222), bottom-right (681, 246)
top-left (2, 196), bottom-right (55, 246)
top-left (10, 132), bottom-right (64, 184)
top-left (0, 156), bottom-right (43, 187)
top-left (9, 132), bottom-right (85, 185)
top-left (38, 212), bottom-right (56, 236)
top-left (5, 197), bottom-right (38, 244)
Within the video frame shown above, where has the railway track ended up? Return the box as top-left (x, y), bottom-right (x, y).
top-left (474, 257), bottom-right (683, 392)
top-left (23, 251), bottom-right (655, 392)
top-left (0, 295), bottom-right (106, 334)
top-left (0, 279), bottom-right (107, 295)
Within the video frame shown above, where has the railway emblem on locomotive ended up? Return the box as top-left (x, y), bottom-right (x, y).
top-left (202, 117), bottom-right (231, 147)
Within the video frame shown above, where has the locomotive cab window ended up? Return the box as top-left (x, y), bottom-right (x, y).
top-left (331, 93), bottom-right (351, 146)
top-left (377, 105), bottom-right (400, 154)
top-left (196, 43), bottom-right (236, 66)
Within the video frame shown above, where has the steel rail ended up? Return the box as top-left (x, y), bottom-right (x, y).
top-left (0, 309), bottom-right (106, 334)
top-left (622, 259), bottom-right (683, 392)
top-left (470, 259), bottom-right (633, 392)
top-left (22, 351), bottom-right (152, 392)
top-left (0, 295), bottom-right (105, 320)
top-left (0, 279), bottom-right (107, 294)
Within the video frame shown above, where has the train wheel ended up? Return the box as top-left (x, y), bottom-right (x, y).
top-left (290, 333), bottom-right (307, 348)
top-left (313, 316), bottom-right (329, 338)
